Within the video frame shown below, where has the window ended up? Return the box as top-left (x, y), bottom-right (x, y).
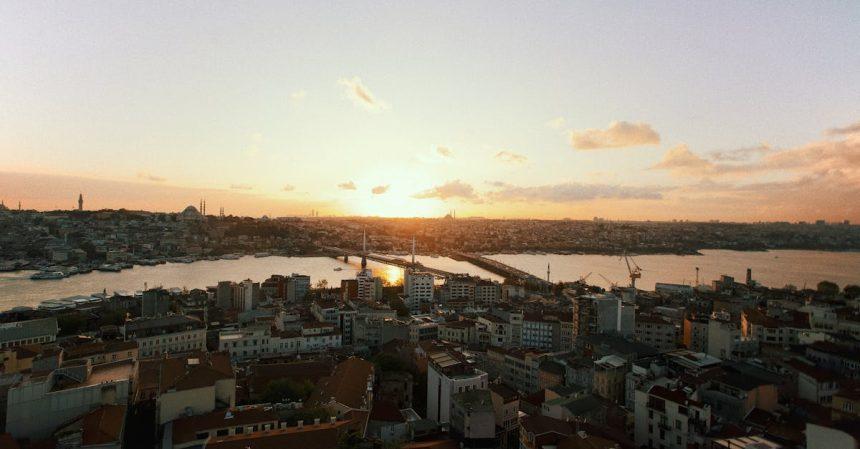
top-left (195, 432), bottom-right (209, 440)
top-left (216, 429), bottom-right (229, 436)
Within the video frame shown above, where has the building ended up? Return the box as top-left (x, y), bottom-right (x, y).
top-left (405, 271), bottom-right (434, 309)
top-left (682, 315), bottom-right (709, 352)
top-left (168, 405), bottom-right (279, 449)
top-left (308, 357), bottom-right (374, 419)
top-left (142, 288), bottom-right (171, 318)
top-left (489, 383), bottom-right (519, 449)
top-left (0, 317), bottom-right (58, 350)
top-left (5, 359), bottom-right (134, 439)
top-left (216, 281), bottom-right (234, 309)
top-left (593, 355), bottom-right (627, 404)
top-left (136, 352), bottom-right (236, 425)
top-left (635, 313), bottom-right (678, 352)
top-left (633, 385), bottom-right (712, 449)
top-left (450, 389), bottom-right (496, 444)
top-left (426, 347), bottom-right (488, 424)
top-left (286, 273), bottom-right (310, 302)
top-left (122, 315), bottom-right (206, 358)
top-left (53, 404), bottom-right (126, 449)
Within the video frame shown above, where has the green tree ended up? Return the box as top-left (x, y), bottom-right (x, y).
top-left (388, 297), bottom-right (410, 318)
top-left (372, 353), bottom-right (410, 373)
top-left (57, 313), bottom-right (89, 336)
top-left (844, 284), bottom-right (860, 299)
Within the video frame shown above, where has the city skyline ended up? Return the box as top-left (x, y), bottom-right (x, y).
top-left (1, 2), bottom-right (859, 221)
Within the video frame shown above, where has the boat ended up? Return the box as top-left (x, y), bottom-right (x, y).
top-left (221, 254), bottom-right (241, 260)
top-left (333, 267), bottom-right (343, 271)
top-left (97, 264), bottom-right (122, 272)
top-left (30, 271), bottom-right (66, 280)
top-left (254, 252), bottom-right (271, 258)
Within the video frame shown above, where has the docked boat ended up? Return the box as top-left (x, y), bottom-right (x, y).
top-left (254, 252), bottom-right (271, 258)
top-left (333, 267), bottom-right (343, 271)
top-left (30, 271), bottom-right (66, 280)
top-left (221, 254), bottom-right (241, 260)
top-left (97, 264), bottom-right (123, 272)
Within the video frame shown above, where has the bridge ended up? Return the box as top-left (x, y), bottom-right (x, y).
top-left (324, 245), bottom-right (553, 288)
top-left (450, 252), bottom-right (554, 288)
top-left (322, 247), bottom-right (461, 278)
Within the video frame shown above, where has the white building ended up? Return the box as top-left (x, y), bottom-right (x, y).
top-left (404, 271), bottom-right (434, 310)
top-left (426, 348), bottom-right (488, 424)
top-left (0, 317), bottom-right (58, 349)
top-left (5, 359), bottom-right (134, 439)
top-left (634, 385), bottom-right (712, 449)
top-left (123, 315), bottom-right (206, 358)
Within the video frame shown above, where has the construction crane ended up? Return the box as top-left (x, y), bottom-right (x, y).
top-left (623, 251), bottom-right (642, 290)
top-left (578, 272), bottom-right (593, 283)
top-left (598, 273), bottom-right (618, 289)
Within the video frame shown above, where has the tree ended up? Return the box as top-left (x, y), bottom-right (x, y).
top-left (372, 353), bottom-right (410, 373)
top-left (844, 284), bottom-right (860, 299)
top-left (817, 280), bottom-right (840, 297)
top-left (261, 378), bottom-right (315, 404)
top-left (388, 297), bottom-right (410, 318)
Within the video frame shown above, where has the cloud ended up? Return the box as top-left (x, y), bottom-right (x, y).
top-left (371, 185), bottom-right (390, 195)
top-left (546, 117), bottom-right (566, 129)
top-left (570, 121), bottom-right (660, 150)
top-left (652, 144), bottom-right (713, 172)
top-left (229, 184), bottom-right (254, 190)
top-left (709, 144), bottom-right (772, 161)
top-left (338, 181), bottom-right (357, 190)
top-left (137, 171), bottom-right (166, 182)
top-left (437, 146), bottom-right (453, 158)
top-left (651, 144), bottom-right (762, 177)
top-left (282, 184), bottom-right (295, 192)
top-left (290, 90), bottom-right (307, 101)
top-left (486, 181), bottom-right (663, 202)
top-left (495, 150), bottom-right (528, 163)
top-left (337, 77), bottom-right (388, 111)
top-left (826, 120), bottom-right (860, 136)
top-left (412, 180), bottom-right (479, 202)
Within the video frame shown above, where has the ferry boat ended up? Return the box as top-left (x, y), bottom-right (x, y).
top-left (221, 253), bottom-right (242, 260)
top-left (30, 271), bottom-right (66, 280)
top-left (333, 267), bottom-right (343, 271)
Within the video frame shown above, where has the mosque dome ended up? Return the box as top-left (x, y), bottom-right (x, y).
top-left (179, 205), bottom-right (203, 220)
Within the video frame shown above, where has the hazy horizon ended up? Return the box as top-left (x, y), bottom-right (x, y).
top-left (2, 2), bottom-right (858, 221)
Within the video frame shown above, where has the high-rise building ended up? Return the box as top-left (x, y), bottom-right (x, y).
top-left (216, 281), bottom-right (234, 309)
top-left (286, 273), bottom-right (310, 302)
top-left (404, 271), bottom-right (434, 311)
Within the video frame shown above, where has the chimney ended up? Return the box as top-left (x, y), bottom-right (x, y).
top-left (330, 416), bottom-right (337, 424)
top-left (746, 268), bottom-right (752, 286)
top-left (314, 418), bottom-right (320, 426)
top-left (297, 420), bottom-right (304, 429)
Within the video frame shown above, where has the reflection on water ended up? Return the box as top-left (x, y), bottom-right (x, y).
top-left (488, 250), bottom-right (860, 291)
top-left (2, 250), bottom-right (854, 310)
top-left (0, 254), bottom-right (502, 310)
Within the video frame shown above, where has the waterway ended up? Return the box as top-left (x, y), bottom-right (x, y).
top-left (1, 250), bottom-right (857, 310)
top-left (488, 249), bottom-right (860, 291)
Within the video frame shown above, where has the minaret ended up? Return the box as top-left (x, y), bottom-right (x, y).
top-left (411, 236), bottom-right (416, 266)
top-left (361, 227), bottom-right (367, 270)
top-left (78, 193), bottom-right (83, 211)
top-left (547, 262), bottom-right (551, 283)
top-left (202, 200), bottom-right (206, 216)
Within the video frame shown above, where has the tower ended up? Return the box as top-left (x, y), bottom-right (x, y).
top-left (547, 262), bottom-right (551, 283)
top-left (411, 236), bottom-right (416, 266)
top-left (361, 227), bottom-right (367, 270)
top-left (202, 199), bottom-right (206, 216)
top-left (77, 194), bottom-right (83, 211)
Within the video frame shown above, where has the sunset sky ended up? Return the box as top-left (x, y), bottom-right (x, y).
top-left (1, 2), bottom-right (859, 221)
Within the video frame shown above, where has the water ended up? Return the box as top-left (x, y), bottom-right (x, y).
top-left (0, 255), bottom-right (502, 310)
top-left (488, 250), bottom-right (860, 291)
top-left (1, 250), bottom-right (857, 310)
